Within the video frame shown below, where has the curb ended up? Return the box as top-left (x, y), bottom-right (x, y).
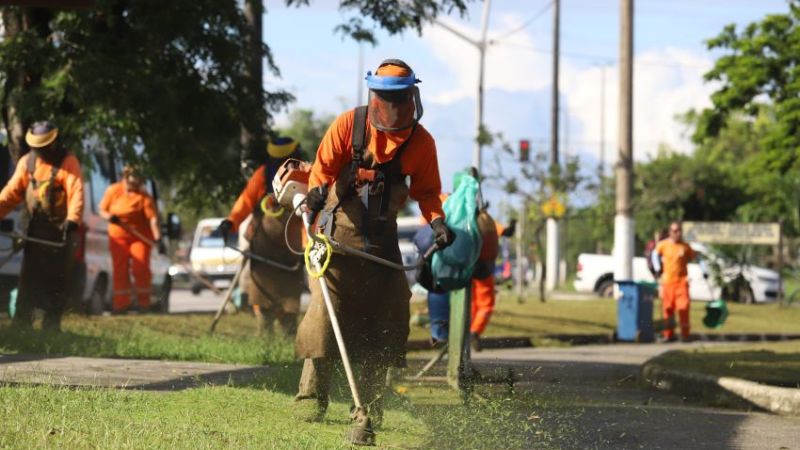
top-left (640, 359), bottom-right (800, 416)
top-left (407, 333), bottom-right (800, 351)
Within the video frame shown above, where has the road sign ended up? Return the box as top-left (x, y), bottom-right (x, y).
top-left (683, 221), bottom-right (781, 245)
top-left (541, 197), bottom-right (565, 219)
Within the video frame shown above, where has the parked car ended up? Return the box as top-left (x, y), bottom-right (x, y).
top-left (188, 217), bottom-right (241, 295)
top-left (574, 243), bottom-right (781, 303)
top-left (0, 143), bottom-right (180, 314)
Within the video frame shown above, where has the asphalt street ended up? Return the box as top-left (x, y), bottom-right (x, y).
top-left (167, 288), bottom-right (311, 313)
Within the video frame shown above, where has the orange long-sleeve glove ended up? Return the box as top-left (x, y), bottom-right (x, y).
top-left (309, 109), bottom-right (445, 223)
top-left (226, 166), bottom-right (268, 231)
top-left (0, 153), bottom-right (84, 223)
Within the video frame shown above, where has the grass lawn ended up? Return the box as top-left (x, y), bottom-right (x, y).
top-left (647, 341), bottom-right (800, 388)
top-left (0, 382), bottom-right (574, 450)
top-left (2, 292), bottom-right (799, 365)
top-left (409, 292), bottom-right (800, 341)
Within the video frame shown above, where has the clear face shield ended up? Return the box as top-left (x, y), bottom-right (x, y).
top-left (367, 86), bottom-right (424, 133)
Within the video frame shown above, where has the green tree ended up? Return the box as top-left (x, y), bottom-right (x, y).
top-left (0, 1), bottom-right (469, 210)
top-left (274, 109), bottom-right (335, 162)
top-left (691, 1), bottom-right (800, 235)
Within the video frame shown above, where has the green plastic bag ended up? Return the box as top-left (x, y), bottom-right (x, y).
top-left (430, 170), bottom-right (482, 292)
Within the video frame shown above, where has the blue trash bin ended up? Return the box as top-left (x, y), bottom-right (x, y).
top-left (616, 281), bottom-right (655, 342)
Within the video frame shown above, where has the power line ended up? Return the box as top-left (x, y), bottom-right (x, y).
top-left (494, 41), bottom-right (709, 70)
top-left (489, 1), bottom-right (553, 43)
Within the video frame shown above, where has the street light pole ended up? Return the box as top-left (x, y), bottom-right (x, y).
top-left (614, 0), bottom-right (635, 283)
top-left (434, 0), bottom-right (492, 173)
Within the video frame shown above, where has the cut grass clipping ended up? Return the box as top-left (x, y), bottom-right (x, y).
top-left (0, 378), bottom-right (578, 449)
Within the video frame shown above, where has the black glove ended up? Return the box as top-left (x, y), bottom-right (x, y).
top-left (109, 215), bottom-right (121, 225)
top-left (217, 219), bottom-right (233, 245)
top-left (501, 219), bottom-right (517, 237)
top-left (62, 220), bottom-right (79, 240)
top-left (305, 184), bottom-right (328, 225)
top-left (431, 217), bottom-right (455, 250)
top-left (157, 238), bottom-right (168, 255)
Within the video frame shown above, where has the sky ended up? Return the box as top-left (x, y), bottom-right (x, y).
top-left (262, 0), bottom-right (789, 215)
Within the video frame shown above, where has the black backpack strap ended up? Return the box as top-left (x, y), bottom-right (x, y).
top-left (375, 122), bottom-right (418, 221)
top-left (351, 106), bottom-right (368, 169)
top-left (27, 153), bottom-right (38, 187)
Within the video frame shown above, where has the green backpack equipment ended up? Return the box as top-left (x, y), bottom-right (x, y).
top-left (430, 170), bottom-right (483, 292)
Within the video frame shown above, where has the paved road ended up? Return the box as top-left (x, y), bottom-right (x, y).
top-left (167, 288), bottom-right (310, 314)
top-left (471, 344), bottom-right (800, 449)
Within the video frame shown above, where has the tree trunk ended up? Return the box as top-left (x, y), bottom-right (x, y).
top-left (1, 6), bottom-right (51, 164)
top-left (239, 0), bottom-right (266, 179)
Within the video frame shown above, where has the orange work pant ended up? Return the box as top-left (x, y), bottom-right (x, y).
top-left (109, 235), bottom-right (152, 311)
top-left (470, 275), bottom-right (496, 335)
top-left (662, 281), bottom-right (690, 340)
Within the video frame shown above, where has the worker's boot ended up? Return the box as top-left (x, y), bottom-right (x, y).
top-left (470, 332), bottom-right (483, 352)
top-left (345, 407), bottom-right (376, 446)
top-left (294, 358), bottom-right (331, 423)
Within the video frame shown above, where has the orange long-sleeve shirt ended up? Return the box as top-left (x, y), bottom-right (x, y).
top-left (655, 239), bottom-right (697, 284)
top-left (227, 165), bottom-right (269, 231)
top-left (99, 182), bottom-right (158, 240)
top-left (310, 109), bottom-right (445, 223)
top-left (0, 152), bottom-right (84, 223)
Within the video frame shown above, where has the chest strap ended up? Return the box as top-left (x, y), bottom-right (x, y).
top-left (27, 153), bottom-right (62, 212)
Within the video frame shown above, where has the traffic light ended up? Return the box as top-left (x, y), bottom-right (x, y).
top-left (519, 139), bottom-right (530, 162)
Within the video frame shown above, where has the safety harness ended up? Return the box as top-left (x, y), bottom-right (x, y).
top-left (326, 106), bottom-right (417, 244)
top-left (26, 152), bottom-right (67, 222)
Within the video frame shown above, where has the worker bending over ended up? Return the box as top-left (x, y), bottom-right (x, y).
top-left (0, 121), bottom-right (83, 331)
top-left (218, 137), bottom-right (306, 335)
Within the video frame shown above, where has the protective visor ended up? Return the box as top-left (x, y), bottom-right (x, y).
top-left (367, 86), bottom-right (424, 132)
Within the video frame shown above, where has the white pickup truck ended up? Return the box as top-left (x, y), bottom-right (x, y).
top-left (574, 243), bottom-right (781, 303)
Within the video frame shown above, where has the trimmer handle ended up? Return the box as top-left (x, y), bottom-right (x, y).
top-left (422, 243), bottom-right (440, 262)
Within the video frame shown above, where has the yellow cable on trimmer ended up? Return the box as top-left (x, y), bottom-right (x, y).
top-left (304, 233), bottom-right (332, 278)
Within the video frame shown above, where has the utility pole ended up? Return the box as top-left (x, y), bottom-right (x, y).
top-left (614, 0), bottom-right (635, 283)
top-left (599, 64), bottom-right (606, 179)
top-left (545, 0), bottom-right (561, 291)
top-left (434, 0), bottom-right (492, 173)
top-left (357, 43), bottom-right (365, 106)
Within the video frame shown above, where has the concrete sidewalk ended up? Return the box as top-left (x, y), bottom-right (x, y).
top-left (0, 354), bottom-right (270, 390)
top-left (469, 343), bottom-right (800, 449)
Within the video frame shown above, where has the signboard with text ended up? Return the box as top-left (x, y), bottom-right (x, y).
top-left (682, 221), bottom-right (781, 245)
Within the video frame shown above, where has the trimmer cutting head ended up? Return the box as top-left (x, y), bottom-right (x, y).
top-left (345, 414), bottom-right (376, 446)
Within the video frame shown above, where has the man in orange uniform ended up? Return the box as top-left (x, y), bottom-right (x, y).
top-left (0, 121), bottom-right (83, 331)
top-left (294, 59), bottom-right (454, 435)
top-left (470, 213), bottom-right (516, 351)
top-left (654, 221), bottom-right (698, 342)
top-left (217, 136), bottom-right (306, 335)
top-left (99, 166), bottom-right (164, 313)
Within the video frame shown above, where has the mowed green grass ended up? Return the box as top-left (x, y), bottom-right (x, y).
top-left (0, 313), bottom-right (288, 365)
top-left (2, 292), bottom-right (800, 365)
top-left (648, 340), bottom-right (800, 387)
top-left (0, 384), bottom-right (428, 450)
top-left (409, 292), bottom-right (800, 341)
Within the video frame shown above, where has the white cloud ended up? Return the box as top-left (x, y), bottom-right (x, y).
top-left (422, 16), bottom-right (551, 104)
top-left (563, 46), bottom-right (715, 163)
